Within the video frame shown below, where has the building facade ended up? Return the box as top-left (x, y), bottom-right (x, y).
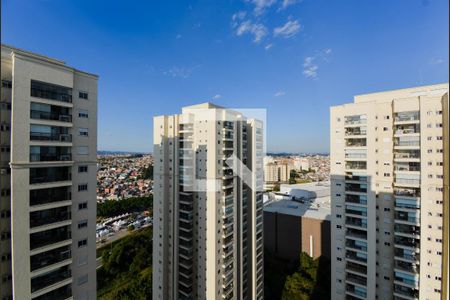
top-left (330, 84), bottom-right (449, 300)
top-left (153, 103), bottom-right (264, 300)
top-left (1, 45), bottom-right (97, 300)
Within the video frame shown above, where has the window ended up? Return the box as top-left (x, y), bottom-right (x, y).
top-left (77, 255), bottom-right (88, 266)
top-left (78, 165), bottom-right (88, 173)
top-left (77, 146), bottom-right (88, 155)
top-left (0, 123), bottom-right (10, 131)
top-left (77, 274), bottom-right (88, 285)
top-left (78, 202), bottom-right (88, 210)
top-left (78, 109), bottom-right (88, 118)
top-left (78, 184), bottom-right (88, 192)
top-left (1, 80), bottom-right (12, 88)
top-left (79, 128), bottom-right (89, 136)
top-left (78, 239), bottom-right (88, 248)
top-left (79, 91), bottom-right (88, 99)
top-left (78, 220), bottom-right (88, 229)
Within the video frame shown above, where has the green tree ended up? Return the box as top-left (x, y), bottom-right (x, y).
top-left (97, 196), bottom-right (153, 218)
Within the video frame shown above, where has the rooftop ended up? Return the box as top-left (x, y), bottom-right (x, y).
top-left (264, 181), bottom-right (331, 221)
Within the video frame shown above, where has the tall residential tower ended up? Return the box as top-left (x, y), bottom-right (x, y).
top-left (1, 45), bottom-right (97, 300)
top-left (330, 83), bottom-right (449, 300)
top-left (153, 103), bottom-right (264, 300)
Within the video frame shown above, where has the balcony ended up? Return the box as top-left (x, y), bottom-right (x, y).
top-left (394, 188), bottom-right (420, 198)
top-left (345, 161), bottom-right (367, 171)
top-left (394, 111), bottom-right (419, 123)
top-left (30, 186), bottom-right (71, 206)
top-left (346, 217), bottom-right (367, 229)
top-left (394, 260), bottom-right (419, 274)
top-left (345, 194), bottom-right (367, 205)
top-left (345, 174), bottom-right (367, 182)
top-left (394, 271), bottom-right (419, 288)
top-left (394, 224), bottom-right (420, 237)
top-left (30, 132), bottom-right (72, 143)
top-left (346, 284), bottom-right (367, 298)
top-left (394, 124), bottom-right (420, 136)
top-left (394, 136), bottom-right (420, 148)
top-left (394, 284), bottom-right (419, 299)
top-left (30, 167), bottom-right (71, 184)
top-left (346, 239), bottom-right (367, 252)
top-left (30, 146), bottom-right (72, 162)
top-left (30, 206), bottom-right (71, 228)
top-left (346, 250), bottom-right (367, 263)
top-left (346, 273), bottom-right (367, 286)
top-left (394, 150), bottom-right (420, 161)
top-left (346, 261), bottom-right (367, 274)
top-left (31, 265), bottom-right (71, 293)
top-left (345, 205), bottom-right (367, 217)
top-left (394, 248), bottom-right (419, 263)
top-left (345, 183), bottom-right (367, 193)
top-left (345, 126), bottom-right (367, 136)
top-left (345, 138), bottom-right (367, 148)
top-left (345, 115), bottom-right (367, 126)
top-left (346, 228), bottom-right (367, 240)
top-left (394, 162), bottom-right (420, 172)
top-left (30, 102), bottom-right (72, 123)
top-left (30, 245), bottom-right (71, 271)
top-left (30, 225), bottom-right (71, 250)
top-left (394, 236), bottom-right (419, 248)
top-left (395, 198), bottom-right (420, 210)
top-left (395, 211), bottom-right (419, 224)
top-left (33, 283), bottom-right (72, 300)
top-left (31, 80), bottom-right (72, 103)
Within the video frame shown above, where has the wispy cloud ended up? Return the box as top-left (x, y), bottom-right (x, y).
top-left (265, 43), bottom-right (273, 50)
top-left (232, 11), bottom-right (247, 23)
top-left (273, 19), bottom-right (302, 38)
top-left (430, 58), bottom-right (444, 65)
top-left (213, 94), bottom-right (222, 99)
top-left (247, 0), bottom-right (277, 15)
top-left (279, 0), bottom-right (299, 10)
top-left (303, 56), bottom-right (318, 78)
top-left (236, 20), bottom-right (268, 43)
top-left (302, 49), bottom-right (332, 79)
top-left (163, 65), bottom-right (200, 78)
top-left (274, 91), bottom-right (286, 97)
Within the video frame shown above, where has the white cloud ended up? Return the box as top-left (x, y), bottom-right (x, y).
top-left (430, 58), bottom-right (444, 65)
top-left (274, 91), bottom-right (286, 97)
top-left (232, 11), bottom-right (247, 22)
top-left (247, 0), bottom-right (277, 15)
top-left (213, 94), bottom-right (222, 99)
top-left (273, 20), bottom-right (302, 38)
top-left (236, 20), bottom-right (268, 43)
top-left (325, 48), bottom-right (332, 55)
top-left (163, 65), bottom-right (200, 78)
top-left (265, 43), bottom-right (273, 50)
top-left (303, 56), bottom-right (318, 78)
top-left (279, 0), bottom-right (298, 10)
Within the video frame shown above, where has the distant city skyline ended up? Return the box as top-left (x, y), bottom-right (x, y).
top-left (2, 0), bottom-right (448, 153)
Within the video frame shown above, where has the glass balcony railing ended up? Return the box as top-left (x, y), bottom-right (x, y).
top-left (394, 162), bottom-right (420, 172)
top-left (394, 284), bottom-right (419, 299)
top-left (394, 188), bottom-right (420, 198)
top-left (346, 217), bottom-right (367, 229)
top-left (345, 183), bottom-right (367, 193)
top-left (31, 265), bottom-right (71, 293)
top-left (30, 167), bottom-right (71, 184)
top-left (30, 245), bottom-right (71, 271)
top-left (345, 139), bottom-right (367, 147)
top-left (30, 225), bottom-right (71, 250)
top-left (394, 137), bottom-right (420, 147)
top-left (346, 273), bottom-right (367, 286)
top-left (345, 115), bottom-right (367, 125)
top-left (346, 250), bottom-right (367, 263)
top-left (394, 236), bottom-right (419, 248)
top-left (394, 247), bottom-right (418, 261)
top-left (394, 111), bottom-right (419, 122)
top-left (30, 186), bottom-right (71, 206)
top-left (345, 205), bottom-right (367, 217)
top-left (346, 284), bottom-right (367, 298)
top-left (31, 80), bottom-right (72, 103)
top-left (346, 228), bottom-right (367, 240)
top-left (394, 124), bottom-right (420, 135)
top-left (30, 206), bottom-right (71, 228)
top-left (32, 284), bottom-right (72, 300)
top-left (30, 109), bottom-right (72, 122)
top-left (394, 271), bottom-right (419, 287)
top-left (394, 150), bottom-right (420, 160)
top-left (394, 224), bottom-right (420, 236)
top-left (30, 146), bottom-right (72, 162)
top-left (345, 194), bottom-right (367, 205)
top-left (346, 239), bottom-right (367, 252)
top-left (346, 261), bottom-right (367, 274)
top-left (395, 211), bottom-right (419, 224)
top-left (395, 260), bottom-right (419, 274)
top-left (395, 198), bottom-right (420, 210)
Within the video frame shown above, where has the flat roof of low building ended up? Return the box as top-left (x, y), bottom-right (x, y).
top-left (264, 182), bottom-right (331, 221)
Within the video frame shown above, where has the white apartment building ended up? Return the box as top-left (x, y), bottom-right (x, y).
top-left (1, 45), bottom-right (97, 300)
top-left (330, 83), bottom-right (449, 300)
top-left (264, 162), bottom-right (293, 183)
top-left (153, 103), bottom-right (264, 300)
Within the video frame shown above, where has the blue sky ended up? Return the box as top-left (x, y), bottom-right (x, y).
top-left (2, 0), bottom-right (448, 153)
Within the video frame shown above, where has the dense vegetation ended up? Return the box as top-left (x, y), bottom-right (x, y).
top-left (139, 165), bottom-right (153, 180)
top-left (97, 227), bottom-right (153, 299)
top-left (97, 196), bottom-right (153, 218)
top-left (265, 251), bottom-right (330, 300)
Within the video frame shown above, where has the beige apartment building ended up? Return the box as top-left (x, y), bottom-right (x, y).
top-left (264, 162), bottom-right (293, 183)
top-left (153, 103), bottom-right (264, 300)
top-left (330, 83), bottom-right (449, 300)
top-left (0, 45), bottom-right (97, 300)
